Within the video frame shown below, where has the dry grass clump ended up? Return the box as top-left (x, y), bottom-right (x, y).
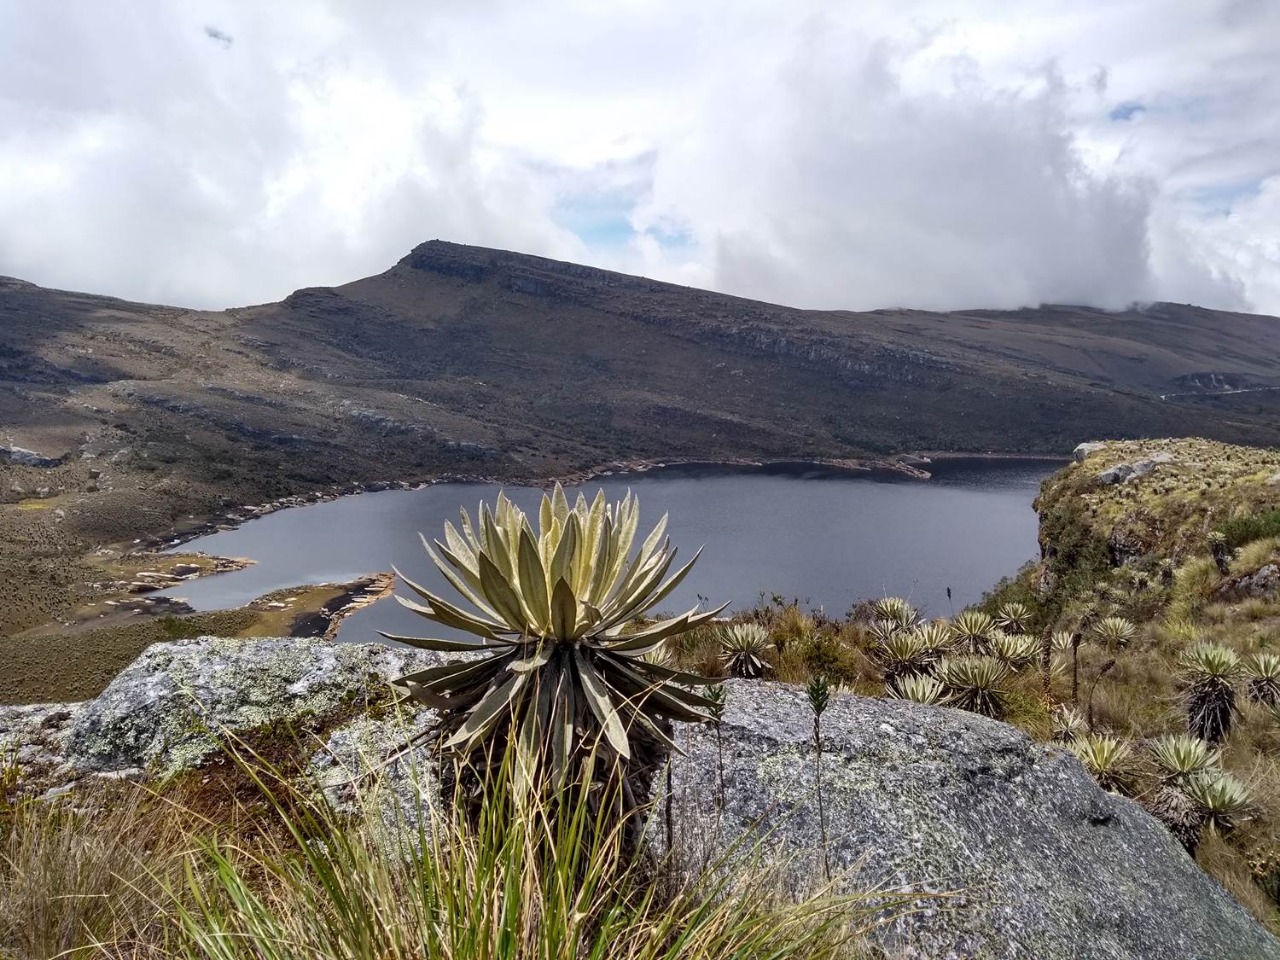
top-left (1, 783), bottom-right (190, 959)
top-left (1233, 536), bottom-right (1280, 576)
top-left (1, 747), bottom-right (897, 960)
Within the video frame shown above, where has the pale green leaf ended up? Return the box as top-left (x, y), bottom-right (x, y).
top-left (550, 577), bottom-right (579, 638)
top-left (517, 528), bottom-right (551, 631)
top-left (444, 671), bottom-right (528, 750)
top-left (477, 552), bottom-right (529, 632)
top-left (574, 648), bottom-right (630, 759)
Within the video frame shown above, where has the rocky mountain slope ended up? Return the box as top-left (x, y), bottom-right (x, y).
top-left (4, 240), bottom-right (1280, 487)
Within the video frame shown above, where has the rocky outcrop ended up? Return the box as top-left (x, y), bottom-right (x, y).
top-left (57, 636), bottom-right (439, 775)
top-left (667, 683), bottom-right (1276, 960)
top-left (1095, 452), bottom-right (1177, 485)
top-left (1073, 441), bottom-right (1108, 462)
top-left (1229, 563), bottom-right (1280, 599)
top-left (2, 637), bottom-right (1275, 959)
top-left (0, 444), bottom-right (62, 467)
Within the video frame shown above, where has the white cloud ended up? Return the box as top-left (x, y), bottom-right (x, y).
top-left (0, 0), bottom-right (1276, 315)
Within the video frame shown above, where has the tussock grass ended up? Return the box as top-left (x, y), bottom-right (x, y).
top-left (1170, 557), bottom-right (1221, 620)
top-left (1233, 537), bottom-right (1280, 576)
top-left (0, 783), bottom-right (188, 959)
top-left (1, 743), bottom-right (902, 960)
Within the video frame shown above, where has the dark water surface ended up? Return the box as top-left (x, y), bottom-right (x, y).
top-left (163, 459), bottom-right (1060, 642)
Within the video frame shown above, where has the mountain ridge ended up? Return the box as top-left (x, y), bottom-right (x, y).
top-left (2, 238), bottom-right (1280, 649)
top-left (4, 239), bottom-right (1280, 480)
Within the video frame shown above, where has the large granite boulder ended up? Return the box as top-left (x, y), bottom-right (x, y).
top-left (2, 638), bottom-right (1275, 959)
top-left (665, 681), bottom-right (1275, 960)
top-left (60, 636), bottom-right (439, 775)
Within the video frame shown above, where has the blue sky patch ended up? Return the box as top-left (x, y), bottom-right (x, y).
top-left (554, 190), bottom-right (640, 248)
top-left (1108, 101), bottom-right (1145, 121)
top-left (644, 222), bottom-right (696, 250)
top-left (1186, 179), bottom-right (1262, 215)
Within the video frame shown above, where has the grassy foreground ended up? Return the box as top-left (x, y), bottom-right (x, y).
top-left (0, 740), bottom-right (909, 960)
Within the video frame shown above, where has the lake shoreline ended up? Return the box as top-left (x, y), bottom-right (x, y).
top-left (151, 455), bottom-right (1058, 652)
top-left (145, 450), bottom-right (1069, 554)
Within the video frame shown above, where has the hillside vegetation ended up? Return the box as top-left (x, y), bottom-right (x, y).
top-left (3, 242), bottom-right (1280, 658)
top-left (2, 442), bottom-right (1280, 957)
top-left (601, 439), bottom-right (1280, 928)
top-left (985, 439), bottom-right (1280, 924)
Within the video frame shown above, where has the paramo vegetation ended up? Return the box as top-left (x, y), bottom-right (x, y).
top-left (655, 439), bottom-right (1280, 929)
top-left (6, 438), bottom-right (1280, 957)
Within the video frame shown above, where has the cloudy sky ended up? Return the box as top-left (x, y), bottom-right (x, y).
top-left (2, 1), bottom-right (1277, 315)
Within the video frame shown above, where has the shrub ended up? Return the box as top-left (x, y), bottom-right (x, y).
top-left (768, 603), bottom-right (815, 653)
top-left (868, 617), bottom-right (904, 645)
top-left (1220, 509), bottom-right (1280, 549)
top-left (793, 632), bottom-right (861, 686)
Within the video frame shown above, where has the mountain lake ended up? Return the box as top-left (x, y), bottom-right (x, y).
top-left (162, 458), bottom-right (1062, 642)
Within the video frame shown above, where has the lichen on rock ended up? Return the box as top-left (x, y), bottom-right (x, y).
top-left (61, 635), bottom-right (440, 776)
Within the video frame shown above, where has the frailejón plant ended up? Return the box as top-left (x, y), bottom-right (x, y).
top-left (1091, 616), bottom-right (1136, 652)
top-left (385, 485), bottom-right (722, 824)
top-left (994, 601), bottom-right (1032, 633)
top-left (1180, 644), bottom-right (1242, 744)
top-left (887, 673), bottom-right (945, 705)
top-left (1245, 652), bottom-right (1280, 706)
top-left (719, 623), bottom-right (772, 679)
top-left (1149, 733), bottom-right (1220, 786)
top-left (872, 629), bottom-right (933, 685)
top-left (935, 655), bottom-right (1009, 718)
top-left (873, 597), bottom-right (918, 630)
top-left (949, 610), bottom-right (996, 655)
top-left (1068, 734), bottom-right (1132, 794)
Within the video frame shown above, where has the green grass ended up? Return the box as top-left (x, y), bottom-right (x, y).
top-left (1, 737), bottom-right (905, 960)
top-left (1222, 509), bottom-right (1280, 550)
